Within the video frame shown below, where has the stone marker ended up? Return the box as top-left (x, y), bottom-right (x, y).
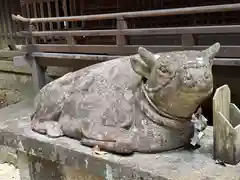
top-left (31, 43), bottom-right (220, 154)
top-left (213, 84), bottom-right (240, 165)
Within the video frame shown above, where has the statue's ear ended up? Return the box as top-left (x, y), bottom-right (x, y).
top-left (130, 56), bottom-right (151, 79)
top-left (202, 42), bottom-right (220, 60)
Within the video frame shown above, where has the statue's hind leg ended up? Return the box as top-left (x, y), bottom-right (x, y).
top-left (31, 106), bottom-right (64, 138)
top-left (80, 123), bottom-right (135, 154)
top-left (81, 138), bottom-right (134, 154)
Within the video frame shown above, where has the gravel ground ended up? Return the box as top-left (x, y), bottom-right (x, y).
top-left (0, 146), bottom-right (20, 180)
top-left (0, 163), bottom-right (20, 180)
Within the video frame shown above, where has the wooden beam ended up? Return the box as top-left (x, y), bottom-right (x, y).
top-left (22, 45), bottom-right (240, 58)
top-left (13, 53), bottom-right (240, 67)
top-left (13, 3), bottom-right (240, 23)
top-left (32, 52), bottom-right (121, 60)
top-left (116, 17), bottom-right (128, 47)
top-left (181, 34), bottom-right (195, 47)
top-left (36, 57), bottom-right (240, 67)
top-left (17, 25), bottom-right (240, 37)
top-left (31, 56), bottom-right (46, 91)
top-left (0, 50), bottom-right (25, 58)
top-left (54, 0), bottom-right (60, 29)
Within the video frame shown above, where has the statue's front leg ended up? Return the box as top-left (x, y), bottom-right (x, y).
top-left (31, 106), bottom-right (64, 138)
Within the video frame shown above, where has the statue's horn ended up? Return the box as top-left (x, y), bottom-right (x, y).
top-left (138, 47), bottom-right (156, 68)
top-left (202, 42), bottom-right (221, 60)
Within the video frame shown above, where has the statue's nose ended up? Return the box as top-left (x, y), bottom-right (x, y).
top-left (197, 78), bottom-right (212, 90)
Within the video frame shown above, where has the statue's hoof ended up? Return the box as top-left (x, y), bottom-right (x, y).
top-left (45, 121), bottom-right (64, 138)
top-left (114, 138), bottom-right (135, 154)
top-left (81, 138), bottom-right (134, 154)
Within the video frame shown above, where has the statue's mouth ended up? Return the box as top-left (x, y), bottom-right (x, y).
top-left (181, 82), bottom-right (213, 94)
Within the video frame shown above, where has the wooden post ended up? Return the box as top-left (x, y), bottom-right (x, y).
top-left (116, 17), bottom-right (128, 48)
top-left (31, 56), bottom-right (46, 91)
top-left (67, 36), bottom-right (76, 45)
top-left (213, 85), bottom-right (240, 165)
top-left (55, 0), bottom-right (61, 30)
top-left (27, 23), bottom-right (46, 91)
top-left (181, 34), bottom-right (195, 48)
top-left (39, 2), bottom-right (47, 42)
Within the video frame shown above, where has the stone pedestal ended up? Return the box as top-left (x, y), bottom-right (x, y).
top-left (17, 151), bottom-right (103, 180)
top-left (1, 100), bottom-right (240, 179)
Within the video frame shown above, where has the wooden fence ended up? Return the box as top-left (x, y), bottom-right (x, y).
top-left (14, 2), bottom-right (240, 59)
top-left (0, 0), bottom-right (24, 49)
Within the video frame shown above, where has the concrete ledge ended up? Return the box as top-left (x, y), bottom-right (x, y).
top-left (0, 100), bottom-right (240, 179)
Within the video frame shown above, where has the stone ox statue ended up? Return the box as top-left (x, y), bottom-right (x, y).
top-left (31, 43), bottom-right (220, 154)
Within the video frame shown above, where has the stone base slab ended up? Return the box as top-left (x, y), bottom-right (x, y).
top-left (0, 100), bottom-right (240, 180)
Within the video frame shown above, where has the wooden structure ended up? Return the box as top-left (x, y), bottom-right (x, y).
top-left (11, 1), bottom-right (240, 90)
top-left (213, 85), bottom-right (240, 165)
top-left (0, 0), bottom-right (25, 48)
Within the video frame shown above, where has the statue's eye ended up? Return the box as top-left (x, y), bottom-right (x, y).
top-left (204, 72), bottom-right (210, 79)
top-left (159, 66), bottom-right (168, 73)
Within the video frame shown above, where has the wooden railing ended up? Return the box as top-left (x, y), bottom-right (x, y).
top-left (13, 3), bottom-right (240, 58)
top-left (11, 3), bottom-right (240, 90)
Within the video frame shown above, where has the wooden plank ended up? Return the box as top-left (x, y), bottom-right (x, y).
top-left (0, 60), bottom-right (31, 74)
top-left (13, 55), bottom-right (74, 77)
top-left (213, 85), bottom-right (240, 165)
top-left (36, 57), bottom-right (240, 67)
top-left (229, 103), bottom-right (240, 128)
top-left (32, 52), bottom-right (121, 60)
top-left (18, 3), bottom-right (240, 23)
top-left (0, 0), bottom-right (7, 45)
top-left (213, 85), bottom-right (231, 164)
top-left (54, 0), bottom-right (60, 29)
top-left (13, 51), bottom-right (240, 67)
top-left (9, 0), bottom-right (17, 45)
top-left (62, 0), bottom-right (69, 28)
top-left (181, 34), bottom-right (195, 47)
top-left (31, 56), bottom-right (46, 91)
top-left (33, 2), bottom-right (39, 30)
top-left (0, 50), bottom-right (25, 58)
top-left (4, 0), bottom-right (12, 44)
top-left (34, 52), bottom-right (120, 67)
top-left (66, 36), bottom-right (76, 45)
top-left (17, 25), bottom-right (240, 37)
top-left (39, 2), bottom-right (46, 42)
top-left (0, 1), bottom-right (5, 46)
top-left (213, 85), bottom-right (231, 122)
top-left (116, 17), bottom-right (128, 47)
top-left (47, 1), bottom-right (53, 30)
top-left (22, 44), bottom-right (240, 58)
top-left (36, 57), bottom-right (102, 67)
top-left (25, 4), bottom-right (32, 45)
top-left (214, 58), bottom-right (240, 66)
top-left (69, 0), bottom-right (76, 28)
top-left (26, 4), bottom-right (31, 18)
top-left (234, 118), bottom-right (240, 165)
top-left (213, 111), bottom-right (235, 164)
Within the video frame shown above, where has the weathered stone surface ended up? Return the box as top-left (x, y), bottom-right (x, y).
top-left (0, 145), bottom-right (17, 165)
top-left (0, 100), bottom-right (240, 179)
top-left (31, 44), bottom-right (219, 154)
top-left (0, 72), bottom-right (35, 105)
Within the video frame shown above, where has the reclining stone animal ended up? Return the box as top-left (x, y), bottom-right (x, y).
top-left (31, 43), bottom-right (220, 154)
